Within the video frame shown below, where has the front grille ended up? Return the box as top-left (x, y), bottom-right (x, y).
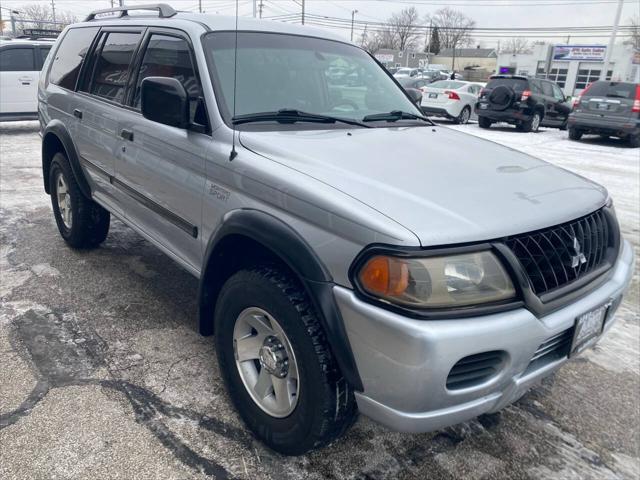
top-left (505, 208), bottom-right (615, 297)
top-left (525, 328), bottom-right (573, 374)
top-left (446, 351), bottom-right (505, 390)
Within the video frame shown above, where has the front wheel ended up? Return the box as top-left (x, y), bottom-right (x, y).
top-left (49, 153), bottom-right (110, 248)
top-left (455, 106), bottom-right (471, 125)
top-left (214, 265), bottom-right (356, 455)
top-left (628, 133), bottom-right (639, 148)
top-left (478, 116), bottom-right (492, 129)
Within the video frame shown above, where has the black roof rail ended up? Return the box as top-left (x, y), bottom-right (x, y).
top-left (84, 3), bottom-right (177, 22)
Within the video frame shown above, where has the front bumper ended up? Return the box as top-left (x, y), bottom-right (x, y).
top-left (335, 239), bottom-right (634, 433)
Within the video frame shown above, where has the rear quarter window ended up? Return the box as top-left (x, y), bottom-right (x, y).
top-left (49, 27), bottom-right (99, 90)
top-left (487, 78), bottom-right (528, 92)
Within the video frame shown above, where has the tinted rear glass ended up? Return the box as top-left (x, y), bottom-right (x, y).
top-left (487, 78), bottom-right (528, 92)
top-left (0, 47), bottom-right (35, 71)
top-left (49, 27), bottom-right (99, 90)
top-left (583, 81), bottom-right (637, 99)
top-left (90, 32), bottom-right (141, 102)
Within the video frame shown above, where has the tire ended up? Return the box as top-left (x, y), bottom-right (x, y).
top-left (455, 106), bottom-right (471, 125)
top-left (568, 128), bottom-right (583, 141)
top-left (559, 119), bottom-right (568, 131)
top-left (520, 111), bottom-right (542, 133)
top-left (214, 265), bottom-right (357, 455)
top-left (49, 152), bottom-right (110, 248)
top-left (478, 116), bottom-right (492, 129)
top-left (628, 134), bottom-right (640, 148)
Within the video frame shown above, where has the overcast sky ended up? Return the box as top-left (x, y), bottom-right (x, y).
top-left (1, 0), bottom-right (638, 48)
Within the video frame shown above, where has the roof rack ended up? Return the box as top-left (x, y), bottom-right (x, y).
top-left (84, 3), bottom-right (177, 22)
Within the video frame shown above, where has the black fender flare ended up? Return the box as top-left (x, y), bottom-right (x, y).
top-left (198, 209), bottom-right (363, 391)
top-left (42, 120), bottom-right (91, 198)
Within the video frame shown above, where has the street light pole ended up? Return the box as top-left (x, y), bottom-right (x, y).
top-left (600, 0), bottom-right (623, 80)
top-left (350, 10), bottom-right (358, 42)
top-left (301, 0), bottom-right (305, 25)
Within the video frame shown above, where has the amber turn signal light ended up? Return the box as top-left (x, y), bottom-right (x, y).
top-left (358, 255), bottom-right (409, 297)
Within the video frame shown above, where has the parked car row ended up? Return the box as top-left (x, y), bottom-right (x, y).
top-left (394, 72), bottom-right (639, 147)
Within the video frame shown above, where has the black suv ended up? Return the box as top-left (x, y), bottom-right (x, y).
top-left (475, 75), bottom-right (571, 132)
top-left (568, 81), bottom-right (640, 147)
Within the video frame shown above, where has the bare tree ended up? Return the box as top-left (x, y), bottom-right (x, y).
top-left (389, 7), bottom-right (423, 51)
top-left (17, 3), bottom-right (77, 32)
top-left (427, 8), bottom-right (475, 51)
top-left (500, 38), bottom-right (531, 54)
top-left (629, 16), bottom-right (640, 50)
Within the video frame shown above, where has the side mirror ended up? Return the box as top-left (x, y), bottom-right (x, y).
top-left (141, 77), bottom-right (189, 129)
top-left (405, 87), bottom-right (423, 105)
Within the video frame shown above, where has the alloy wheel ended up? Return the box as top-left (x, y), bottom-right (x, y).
top-left (233, 307), bottom-right (300, 417)
top-left (56, 172), bottom-right (72, 229)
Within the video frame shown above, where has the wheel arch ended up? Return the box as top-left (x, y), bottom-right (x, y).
top-left (42, 120), bottom-right (91, 197)
top-left (198, 209), bottom-right (363, 391)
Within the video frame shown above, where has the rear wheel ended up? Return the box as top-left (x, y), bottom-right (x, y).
top-left (214, 265), bottom-right (356, 455)
top-left (628, 134), bottom-right (639, 148)
top-left (49, 153), bottom-right (110, 249)
top-left (455, 106), bottom-right (471, 125)
top-left (520, 111), bottom-right (542, 133)
top-left (568, 128), bottom-right (583, 141)
top-left (478, 116), bottom-right (492, 129)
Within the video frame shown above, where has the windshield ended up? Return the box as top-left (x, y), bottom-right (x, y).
top-left (203, 32), bottom-right (422, 128)
top-left (430, 80), bottom-right (465, 90)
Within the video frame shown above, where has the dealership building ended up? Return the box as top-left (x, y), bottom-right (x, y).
top-left (496, 43), bottom-right (640, 96)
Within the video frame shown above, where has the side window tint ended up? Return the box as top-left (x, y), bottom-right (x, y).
top-left (91, 32), bottom-right (141, 103)
top-left (541, 81), bottom-right (554, 97)
top-left (552, 84), bottom-right (564, 101)
top-left (38, 46), bottom-right (52, 69)
top-left (0, 48), bottom-right (35, 72)
top-left (50, 28), bottom-right (99, 90)
top-left (133, 34), bottom-right (203, 125)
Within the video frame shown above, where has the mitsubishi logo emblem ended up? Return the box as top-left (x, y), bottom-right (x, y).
top-left (571, 237), bottom-right (587, 268)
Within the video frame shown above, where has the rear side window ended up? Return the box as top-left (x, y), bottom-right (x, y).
top-left (583, 82), bottom-right (637, 99)
top-left (50, 27), bottom-right (99, 90)
top-left (541, 81), bottom-right (554, 96)
top-left (38, 46), bottom-right (52, 69)
top-left (133, 34), bottom-right (203, 123)
top-left (0, 48), bottom-right (35, 71)
top-left (90, 32), bottom-right (141, 103)
top-left (487, 78), bottom-right (528, 92)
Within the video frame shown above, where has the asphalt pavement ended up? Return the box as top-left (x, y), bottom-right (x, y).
top-left (0, 121), bottom-right (638, 480)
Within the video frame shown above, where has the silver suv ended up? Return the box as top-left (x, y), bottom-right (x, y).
top-left (39, 5), bottom-right (634, 455)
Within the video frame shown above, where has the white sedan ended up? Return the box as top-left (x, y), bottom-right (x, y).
top-left (420, 80), bottom-right (483, 124)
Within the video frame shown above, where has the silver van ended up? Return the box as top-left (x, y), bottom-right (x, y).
top-left (39, 4), bottom-right (634, 455)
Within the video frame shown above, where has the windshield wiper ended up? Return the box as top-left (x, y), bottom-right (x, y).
top-left (232, 109), bottom-right (370, 128)
top-left (363, 110), bottom-right (434, 125)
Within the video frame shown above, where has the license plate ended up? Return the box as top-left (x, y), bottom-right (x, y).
top-left (571, 303), bottom-right (610, 355)
top-left (429, 93), bottom-right (438, 99)
top-left (479, 103), bottom-right (488, 109)
top-left (597, 103), bottom-right (609, 110)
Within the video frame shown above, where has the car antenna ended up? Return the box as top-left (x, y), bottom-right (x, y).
top-left (229, 0), bottom-right (239, 161)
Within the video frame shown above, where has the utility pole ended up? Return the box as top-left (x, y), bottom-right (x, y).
top-left (301, 0), bottom-right (305, 25)
top-left (198, 0), bottom-right (202, 13)
top-left (119, 0), bottom-right (125, 7)
top-left (253, 0), bottom-right (256, 18)
top-left (258, 0), bottom-right (263, 19)
top-left (426, 19), bottom-right (432, 56)
top-left (350, 10), bottom-right (357, 42)
top-left (51, 0), bottom-right (56, 25)
top-left (601, 0), bottom-right (623, 80)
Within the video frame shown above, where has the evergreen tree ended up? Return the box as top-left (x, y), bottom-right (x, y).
top-left (428, 26), bottom-right (441, 55)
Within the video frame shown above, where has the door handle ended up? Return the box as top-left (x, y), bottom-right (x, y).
top-left (120, 129), bottom-right (134, 141)
top-left (73, 109), bottom-right (83, 119)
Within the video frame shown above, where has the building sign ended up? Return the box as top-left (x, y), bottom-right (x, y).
top-left (552, 45), bottom-right (606, 61)
top-left (375, 53), bottom-right (395, 63)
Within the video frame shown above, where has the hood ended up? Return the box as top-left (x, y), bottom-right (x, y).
top-left (240, 126), bottom-right (608, 246)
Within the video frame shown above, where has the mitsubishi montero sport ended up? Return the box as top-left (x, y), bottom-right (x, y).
top-left (38, 4), bottom-right (634, 455)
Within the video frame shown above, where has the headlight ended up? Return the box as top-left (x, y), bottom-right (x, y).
top-left (357, 251), bottom-right (515, 308)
